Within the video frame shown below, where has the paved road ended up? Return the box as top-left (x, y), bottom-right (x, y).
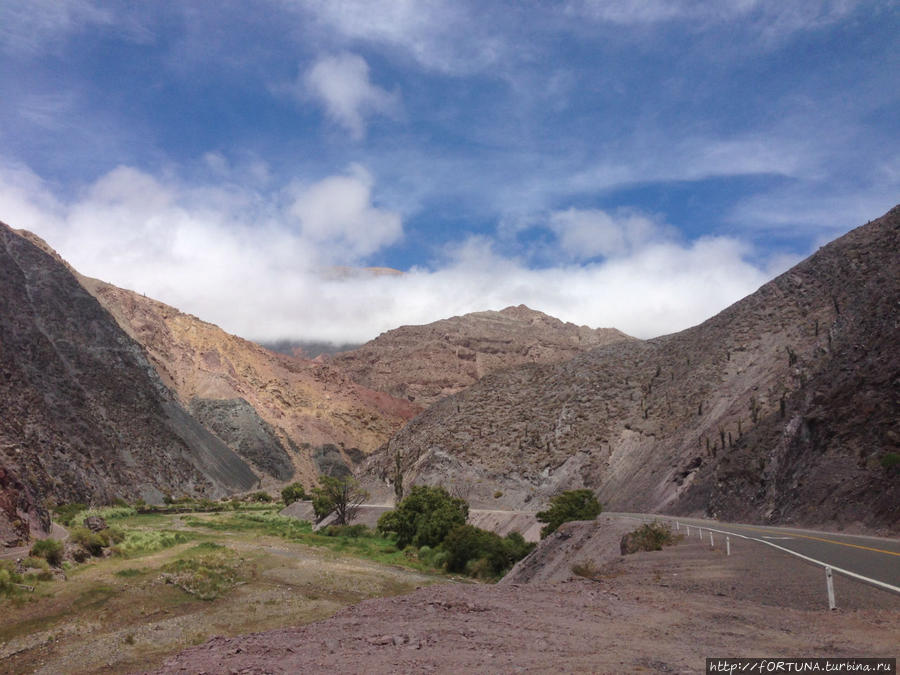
top-left (609, 512), bottom-right (900, 593)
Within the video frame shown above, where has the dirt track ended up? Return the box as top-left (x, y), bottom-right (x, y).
top-left (154, 520), bottom-right (900, 673)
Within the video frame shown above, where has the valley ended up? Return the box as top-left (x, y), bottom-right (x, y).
top-left (1, 207), bottom-right (898, 672)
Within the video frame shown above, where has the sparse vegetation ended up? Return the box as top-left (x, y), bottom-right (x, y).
top-left (620, 521), bottom-right (680, 554)
top-left (571, 560), bottom-right (601, 579)
top-left (536, 489), bottom-right (602, 538)
top-left (280, 482), bottom-right (307, 505)
top-left (30, 538), bottom-right (64, 566)
top-left (160, 544), bottom-right (246, 600)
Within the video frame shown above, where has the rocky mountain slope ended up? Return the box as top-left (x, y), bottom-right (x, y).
top-left (330, 305), bottom-right (632, 407)
top-left (79, 278), bottom-right (420, 488)
top-left (0, 223), bottom-right (258, 545)
top-left (366, 207), bottom-right (900, 532)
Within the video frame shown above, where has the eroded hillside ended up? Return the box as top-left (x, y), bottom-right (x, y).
top-left (0, 223), bottom-right (257, 544)
top-left (80, 278), bottom-right (420, 487)
top-left (330, 304), bottom-right (632, 407)
top-left (365, 207), bottom-right (900, 532)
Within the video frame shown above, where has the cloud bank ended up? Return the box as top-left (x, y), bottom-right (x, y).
top-left (0, 160), bottom-right (787, 344)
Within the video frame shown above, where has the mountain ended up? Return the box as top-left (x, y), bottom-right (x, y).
top-left (79, 278), bottom-right (420, 488)
top-left (0, 223), bottom-right (258, 545)
top-left (365, 207), bottom-right (900, 532)
top-left (330, 305), bottom-right (633, 407)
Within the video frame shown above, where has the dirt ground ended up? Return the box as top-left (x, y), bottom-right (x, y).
top-left (154, 521), bottom-right (900, 674)
top-left (0, 533), bottom-right (441, 675)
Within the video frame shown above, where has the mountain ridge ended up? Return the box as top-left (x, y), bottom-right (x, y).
top-left (364, 206), bottom-right (900, 533)
top-left (330, 304), bottom-right (633, 407)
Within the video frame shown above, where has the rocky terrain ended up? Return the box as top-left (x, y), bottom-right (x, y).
top-left (155, 516), bottom-right (899, 674)
top-left (365, 207), bottom-right (900, 531)
top-left (330, 304), bottom-right (632, 407)
top-left (79, 277), bottom-right (420, 488)
top-left (0, 223), bottom-right (257, 544)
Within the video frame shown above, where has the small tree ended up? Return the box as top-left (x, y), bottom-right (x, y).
top-left (281, 482), bottom-right (307, 506)
top-left (377, 485), bottom-right (468, 549)
top-left (536, 489), bottom-right (602, 538)
top-left (311, 475), bottom-right (368, 525)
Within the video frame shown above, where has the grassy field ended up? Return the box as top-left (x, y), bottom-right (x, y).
top-left (0, 507), bottom-right (449, 674)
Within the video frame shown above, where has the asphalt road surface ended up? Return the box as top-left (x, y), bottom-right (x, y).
top-left (610, 512), bottom-right (900, 593)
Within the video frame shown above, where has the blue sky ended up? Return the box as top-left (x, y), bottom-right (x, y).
top-left (1, 1), bottom-right (897, 342)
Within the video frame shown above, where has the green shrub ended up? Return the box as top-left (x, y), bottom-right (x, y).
top-left (880, 453), bottom-right (900, 470)
top-left (442, 525), bottom-right (535, 578)
top-left (70, 527), bottom-right (106, 556)
top-left (321, 524), bottom-right (371, 538)
top-left (21, 556), bottom-right (50, 570)
top-left (83, 505), bottom-right (137, 520)
top-left (377, 486), bottom-right (468, 549)
top-left (249, 491), bottom-right (273, 503)
top-left (52, 503), bottom-right (88, 526)
top-left (536, 489), bottom-right (602, 538)
top-left (281, 482), bottom-right (308, 505)
top-left (0, 561), bottom-right (24, 597)
top-left (113, 530), bottom-right (189, 556)
top-left (30, 538), bottom-right (64, 566)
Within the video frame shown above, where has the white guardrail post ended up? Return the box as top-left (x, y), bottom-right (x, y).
top-left (726, 536), bottom-right (730, 556)
top-left (709, 531), bottom-right (714, 547)
top-left (825, 566), bottom-right (837, 610)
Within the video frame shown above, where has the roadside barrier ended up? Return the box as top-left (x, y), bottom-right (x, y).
top-left (621, 514), bottom-right (900, 610)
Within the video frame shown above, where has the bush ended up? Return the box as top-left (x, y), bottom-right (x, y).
top-left (880, 453), bottom-right (900, 471)
top-left (281, 482), bottom-right (307, 505)
top-left (52, 503), bottom-right (88, 527)
top-left (70, 527), bottom-right (106, 556)
top-left (30, 538), bottom-right (64, 567)
top-left (571, 560), bottom-right (601, 578)
top-left (249, 491), bottom-right (273, 503)
top-left (377, 486), bottom-right (468, 549)
top-left (442, 525), bottom-right (535, 578)
top-left (0, 560), bottom-right (24, 596)
top-left (620, 521), bottom-right (679, 554)
top-left (321, 523), bottom-right (371, 538)
top-left (536, 489), bottom-right (602, 538)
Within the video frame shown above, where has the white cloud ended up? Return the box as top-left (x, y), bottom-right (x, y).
top-left (285, 0), bottom-right (505, 74)
top-left (287, 164), bottom-right (403, 258)
top-left (301, 52), bottom-right (399, 139)
top-left (569, 0), bottom-right (861, 36)
top-left (546, 208), bottom-right (672, 260)
top-left (0, 159), bottom-right (784, 344)
top-left (1, 0), bottom-right (111, 55)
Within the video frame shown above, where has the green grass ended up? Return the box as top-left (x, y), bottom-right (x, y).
top-left (113, 530), bottom-right (192, 557)
top-left (160, 544), bottom-right (245, 600)
top-left (184, 510), bottom-right (440, 572)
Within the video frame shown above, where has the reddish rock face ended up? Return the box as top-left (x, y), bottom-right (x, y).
top-left (330, 305), bottom-right (633, 408)
top-left (366, 207), bottom-right (900, 533)
top-left (80, 277), bottom-right (421, 488)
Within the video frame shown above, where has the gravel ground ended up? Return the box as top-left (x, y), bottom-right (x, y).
top-left (153, 521), bottom-right (899, 673)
